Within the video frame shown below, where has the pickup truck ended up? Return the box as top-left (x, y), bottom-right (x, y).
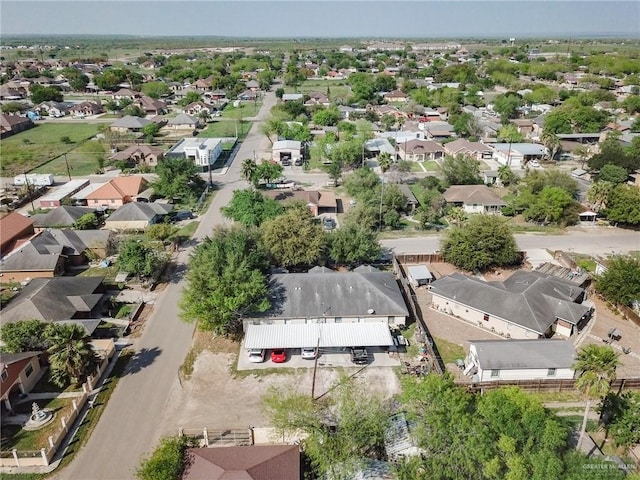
top-left (350, 347), bottom-right (369, 365)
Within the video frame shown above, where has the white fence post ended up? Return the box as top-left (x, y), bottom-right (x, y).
top-left (72, 399), bottom-right (78, 412)
top-left (48, 436), bottom-right (55, 448)
top-left (41, 448), bottom-right (48, 466)
top-left (203, 427), bottom-right (209, 447)
top-left (12, 449), bottom-right (19, 467)
top-left (82, 382), bottom-right (89, 394)
top-left (61, 416), bottom-right (67, 432)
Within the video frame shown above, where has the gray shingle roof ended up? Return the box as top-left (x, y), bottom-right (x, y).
top-left (32, 206), bottom-right (95, 228)
top-left (262, 267), bottom-right (409, 319)
top-left (443, 185), bottom-right (506, 206)
top-left (106, 202), bottom-right (173, 222)
top-left (1, 276), bottom-right (104, 324)
top-left (471, 339), bottom-right (575, 370)
top-left (110, 115), bottom-right (152, 129)
top-left (430, 270), bottom-right (590, 335)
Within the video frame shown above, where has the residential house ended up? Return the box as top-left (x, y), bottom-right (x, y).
top-left (1, 352), bottom-right (43, 413)
top-left (272, 140), bottom-right (302, 163)
top-left (109, 145), bottom-right (165, 167)
top-left (208, 90), bottom-right (227, 102)
top-left (429, 270), bottom-right (592, 339)
top-left (490, 143), bottom-right (545, 168)
top-left (109, 115), bottom-right (153, 134)
top-left (68, 101), bottom-right (103, 116)
top-left (262, 190), bottom-right (337, 216)
top-left (182, 445), bottom-right (300, 480)
top-left (464, 339), bottom-right (575, 382)
top-left (0, 229), bottom-right (112, 281)
top-left (281, 93), bottom-right (304, 102)
top-left (397, 139), bottom-right (444, 162)
top-left (237, 90), bottom-right (257, 101)
top-left (0, 276), bottom-right (105, 329)
top-left (444, 138), bottom-right (494, 161)
top-left (111, 88), bottom-right (139, 101)
top-left (103, 202), bottom-right (173, 231)
top-left (166, 113), bottom-right (200, 131)
top-left (0, 114), bottom-right (34, 138)
top-left (0, 84), bottom-right (27, 100)
top-left (166, 137), bottom-right (223, 172)
top-left (374, 104), bottom-right (403, 119)
top-left (243, 265), bottom-right (409, 352)
top-left (442, 185), bottom-right (506, 214)
top-left (422, 121), bottom-right (455, 140)
top-left (511, 119), bottom-right (535, 137)
top-left (0, 212), bottom-right (35, 255)
top-left (136, 95), bottom-right (167, 115)
top-left (36, 101), bottom-right (72, 117)
top-left (193, 77), bottom-right (212, 91)
top-left (38, 179), bottom-right (90, 208)
top-left (31, 205), bottom-right (96, 230)
top-left (365, 138), bottom-right (396, 158)
top-left (304, 92), bottom-right (331, 107)
top-left (246, 79), bottom-right (260, 91)
top-left (398, 184), bottom-right (419, 213)
top-left (384, 89), bottom-right (408, 103)
top-left (85, 176), bottom-right (148, 208)
top-left (184, 101), bottom-right (214, 117)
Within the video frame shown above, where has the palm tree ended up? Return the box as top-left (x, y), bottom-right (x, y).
top-left (378, 152), bottom-right (393, 173)
top-left (46, 324), bottom-right (100, 387)
top-left (586, 181), bottom-right (614, 212)
top-left (447, 207), bottom-right (468, 227)
top-left (540, 129), bottom-right (561, 163)
top-left (198, 110), bottom-right (211, 124)
top-left (240, 158), bottom-right (258, 187)
top-left (574, 145), bottom-right (590, 169)
top-left (573, 344), bottom-right (620, 448)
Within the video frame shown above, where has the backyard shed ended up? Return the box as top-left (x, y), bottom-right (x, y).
top-left (407, 265), bottom-right (433, 286)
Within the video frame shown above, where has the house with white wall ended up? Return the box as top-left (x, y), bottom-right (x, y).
top-left (242, 265), bottom-right (409, 351)
top-left (429, 271), bottom-right (592, 339)
top-left (442, 185), bottom-right (506, 214)
top-left (464, 339), bottom-right (575, 382)
top-left (166, 137), bottom-right (223, 172)
top-left (490, 143), bottom-right (545, 168)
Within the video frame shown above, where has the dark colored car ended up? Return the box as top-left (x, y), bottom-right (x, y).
top-left (350, 347), bottom-right (369, 365)
top-left (322, 217), bottom-right (336, 230)
top-left (294, 158), bottom-right (304, 166)
top-left (281, 159), bottom-right (291, 166)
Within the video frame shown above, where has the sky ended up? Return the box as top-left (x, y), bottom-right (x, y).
top-left (1, 1), bottom-right (639, 38)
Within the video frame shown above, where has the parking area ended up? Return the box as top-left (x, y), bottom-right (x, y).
top-left (237, 346), bottom-right (401, 370)
top-left (162, 346), bottom-right (402, 435)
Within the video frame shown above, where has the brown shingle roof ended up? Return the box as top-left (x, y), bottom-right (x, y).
top-left (0, 212), bottom-right (35, 254)
top-left (443, 185), bottom-right (506, 206)
top-left (86, 176), bottom-right (146, 202)
top-left (182, 445), bottom-right (300, 480)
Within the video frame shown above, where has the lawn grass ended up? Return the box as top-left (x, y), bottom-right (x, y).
top-left (31, 371), bottom-right (82, 394)
top-left (221, 100), bottom-right (262, 118)
top-left (197, 120), bottom-right (248, 140)
top-left (288, 80), bottom-right (352, 103)
top-left (2, 398), bottom-right (74, 451)
top-left (33, 140), bottom-right (108, 177)
top-left (1, 123), bottom-right (108, 176)
top-left (174, 221), bottom-right (199, 239)
top-left (423, 160), bottom-right (441, 171)
top-left (432, 336), bottom-right (466, 364)
top-left (78, 265), bottom-right (119, 282)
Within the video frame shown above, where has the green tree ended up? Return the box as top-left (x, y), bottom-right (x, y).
top-left (73, 213), bottom-right (98, 230)
top-left (178, 91), bottom-right (202, 107)
top-left (117, 240), bottom-right (163, 278)
top-left (541, 130), bottom-right (561, 162)
top-left (492, 92), bottom-right (522, 121)
top-left (312, 107), bottom-right (341, 126)
top-left (595, 255), bottom-right (640, 307)
top-left (262, 374), bottom-right (391, 479)
top-left (605, 392), bottom-right (640, 448)
top-left (604, 184), bottom-right (640, 225)
top-left (152, 157), bottom-right (205, 203)
top-left (0, 319), bottom-right (50, 353)
top-left (543, 109), bottom-right (572, 134)
top-left (497, 124), bottom-right (524, 144)
top-left (240, 158), bottom-right (258, 186)
top-left (222, 189), bottom-right (284, 227)
top-left (573, 345), bottom-right (620, 449)
top-left (180, 226), bottom-right (270, 334)
top-left (598, 164), bottom-right (628, 184)
top-left (255, 161), bottom-right (283, 185)
top-left (328, 225), bottom-right (381, 265)
top-left (441, 215), bottom-right (520, 271)
top-left (586, 181), bottom-right (614, 212)
top-left (323, 158), bottom-right (344, 186)
top-left (1, 101), bottom-right (28, 113)
top-left (30, 84), bottom-right (63, 103)
top-left (523, 169), bottom-right (579, 196)
top-left (497, 165), bottom-right (519, 186)
top-left (136, 436), bottom-right (189, 480)
top-left (140, 81), bottom-right (170, 99)
top-left (261, 206), bottom-right (325, 267)
top-left (523, 186), bottom-right (578, 225)
top-left (142, 122), bottom-right (160, 138)
top-left (46, 324), bottom-right (100, 387)
top-left (146, 223), bottom-right (179, 243)
top-left (441, 154), bottom-right (482, 185)
top-left (377, 152), bottom-right (393, 173)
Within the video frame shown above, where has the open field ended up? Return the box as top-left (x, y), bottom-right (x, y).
top-left (286, 79), bottom-right (352, 103)
top-left (198, 120), bottom-right (248, 139)
top-left (1, 123), bottom-right (108, 176)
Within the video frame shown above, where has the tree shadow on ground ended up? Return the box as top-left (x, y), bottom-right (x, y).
top-left (122, 347), bottom-right (162, 376)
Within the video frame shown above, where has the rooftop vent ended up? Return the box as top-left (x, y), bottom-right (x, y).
top-left (367, 308), bottom-right (375, 315)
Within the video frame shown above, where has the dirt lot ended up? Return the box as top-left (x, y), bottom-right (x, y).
top-left (160, 344), bottom-right (402, 435)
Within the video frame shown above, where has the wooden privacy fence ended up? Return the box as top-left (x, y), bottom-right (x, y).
top-left (461, 377), bottom-right (640, 394)
top-left (395, 253), bottom-right (444, 264)
top-left (392, 255), bottom-right (444, 374)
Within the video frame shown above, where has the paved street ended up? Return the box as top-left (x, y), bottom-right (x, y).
top-left (53, 90), bottom-right (277, 480)
top-left (382, 227), bottom-right (640, 257)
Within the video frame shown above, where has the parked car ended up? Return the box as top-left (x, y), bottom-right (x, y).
top-left (301, 347), bottom-right (318, 359)
top-left (294, 158), bottom-right (304, 166)
top-left (271, 349), bottom-right (287, 363)
top-left (248, 349), bottom-right (266, 363)
top-left (322, 217), bottom-right (336, 230)
top-left (350, 347), bottom-right (369, 365)
top-left (281, 158), bottom-right (291, 166)
top-left (174, 210), bottom-right (194, 221)
top-left (529, 160), bottom-right (541, 168)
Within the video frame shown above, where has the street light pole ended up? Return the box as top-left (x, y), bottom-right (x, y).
top-left (63, 153), bottom-right (72, 181)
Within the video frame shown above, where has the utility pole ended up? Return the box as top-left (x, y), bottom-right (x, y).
top-left (23, 172), bottom-right (36, 213)
top-left (63, 153), bottom-right (72, 181)
top-left (378, 175), bottom-right (385, 231)
top-left (310, 336), bottom-right (321, 400)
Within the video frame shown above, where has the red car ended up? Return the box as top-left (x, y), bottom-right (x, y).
top-left (271, 349), bottom-right (287, 363)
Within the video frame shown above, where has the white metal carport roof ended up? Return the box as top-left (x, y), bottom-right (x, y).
top-left (243, 323), bottom-right (394, 350)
